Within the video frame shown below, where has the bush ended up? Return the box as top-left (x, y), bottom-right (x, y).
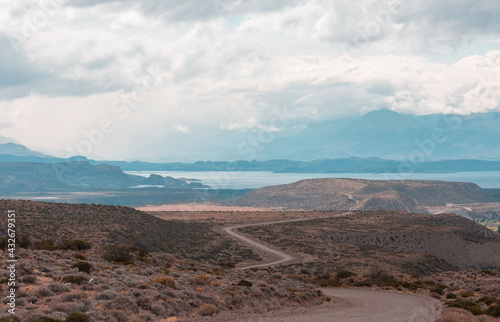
top-left (62, 275), bottom-right (88, 285)
top-left (0, 237), bottom-right (7, 250)
top-left (336, 270), bottom-right (356, 279)
top-left (353, 280), bottom-right (373, 287)
top-left (33, 239), bottom-right (57, 251)
top-left (102, 245), bottom-right (134, 264)
top-left (367, 270), bottom-right (396, 284)
top-left (486, 305), bottom-right (500, 318)
top-left (430, 286), bottom-right (445, 295)
top-left (299, 268), bottom-right (310, 275)
top-left (47, 283), bottom-right (70, 294)
top-left (17, 234), bottom-right (31, 248)
top-left (152, 277), bottom-right (176, 288)
top-left (65, 312), bottom-right (91, 322)
top-left (445, 293), bottom-right (457, 299)
top-left (236, 280), bottom-right (252, 287)
top-left (59, 240), bottom-right (92, 251)
top-left (21, 275), bottom-right (37, 284)
top-left (459, 291), bottom-right (474, 298)
top-left (477, 297), bottom-right (498, 306)
top-left (73, 254), bottom-right (86, 260)
top-left (31, 317), bottom-right (62, 322)
top-left (446, 300), bottom-right (483, 316)
top-left (196, 303), bottom-right (218, 316)
top-left (71, 262), bottom-right (93, 274)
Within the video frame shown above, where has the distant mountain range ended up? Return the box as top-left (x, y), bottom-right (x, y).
top-left (2, 142), bottom-right (500, 173)
top-left (1, 109), bottom-right (499, 172)
top-left (260, 109), bottom-right (500, 161)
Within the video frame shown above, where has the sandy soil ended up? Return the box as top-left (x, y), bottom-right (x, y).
top-left (136, 203), bottom-right (282, 212)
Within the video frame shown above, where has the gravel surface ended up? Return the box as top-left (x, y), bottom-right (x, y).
top-left (186, 288), bottom-right (442, 321)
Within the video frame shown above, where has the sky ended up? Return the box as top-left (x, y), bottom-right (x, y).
top-left (0, 0), bottom-right (499, 161)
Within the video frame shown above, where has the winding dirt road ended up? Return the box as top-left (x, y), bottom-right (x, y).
top-left (222, 213), bottom-right (349, 269)
top-left (216, 213), bottom-right (442, 321)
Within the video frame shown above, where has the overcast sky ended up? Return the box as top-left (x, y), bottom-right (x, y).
top-left (0, 0), bottom-right (499, 161)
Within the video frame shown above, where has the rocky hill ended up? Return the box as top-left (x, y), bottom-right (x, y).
top-left (234, 178), bottom-right (494, 212)
top-left (0, 161), bottom-right (206, 191)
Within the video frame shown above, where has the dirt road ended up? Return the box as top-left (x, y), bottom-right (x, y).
top-left (188, 288), bottom-right (442, 321)
top-left (215, 213), bottom-right (442, 321)
top-left (222, 213), bottom-right (349, 269)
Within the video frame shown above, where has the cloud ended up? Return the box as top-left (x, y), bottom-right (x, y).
top-left (171, 124), bottom-right (189, 134)
top-left (0, 0), bottom-right (499, 160)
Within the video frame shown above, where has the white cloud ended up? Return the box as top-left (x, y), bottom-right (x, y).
top-left (171, 124), bottom-right (189, 134)
top-left (0, 0), bottom-right (499, 160)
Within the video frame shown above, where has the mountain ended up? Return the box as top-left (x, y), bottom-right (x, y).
top-left (0, 142), bottom-right (55, 158)
top-left (0, 134), bottom-right (18, 144)
top-left (234, 178), bottom-right (495, 211)
top-left (260, 109), bottom-right (500, 161)
top-left (0, 161), bottom-right (207, 191)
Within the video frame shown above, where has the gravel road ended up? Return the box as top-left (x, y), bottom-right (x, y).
top-left (187, 288), bottom-right (442, 321)
top-left (209, 213), bottom-right (443, 321)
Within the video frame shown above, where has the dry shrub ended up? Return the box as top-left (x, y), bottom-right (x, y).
top-left (196, 303), bottom-right (218, 316)
top-left (193, 275), bottom-right (211, 286)
top-left (439, 308), bottom-right (498, 322)
top-left (152, 276), bottom-right (176, 288)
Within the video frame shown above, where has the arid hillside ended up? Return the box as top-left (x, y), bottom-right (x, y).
top-left (234, 178), bottom-right (494, 212)
top-left (239, 211), bottom-right (500, 273)
top-left (0, 200), bottom-right (259, 264)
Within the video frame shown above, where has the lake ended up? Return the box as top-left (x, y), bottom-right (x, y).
top-left (125, 171), bottom-right (500, 189)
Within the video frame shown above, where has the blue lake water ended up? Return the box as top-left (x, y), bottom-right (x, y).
top-left (125, 171), bottom-right (500, 189)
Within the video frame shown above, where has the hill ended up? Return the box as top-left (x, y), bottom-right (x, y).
top-left (0, 200), bottom-right (252, 263)
top-left (234, 178), bottom-right (495, 212)
top-left (239, 211), bottom-right (500, 272)
top-left (0, 161), bottom-right (205, 191)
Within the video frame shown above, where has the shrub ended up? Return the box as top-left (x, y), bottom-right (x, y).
top-left (37, 286), bottom-right (55, 297)
top-left (17, 234), bottom-right (31, 248)
top-left (480, 269), bottom-right (495, 276)
top-left (61, 292), bottom-right (87, 302)
top-left (95, 291), bottom-right (116, 300)
top-left (459, 291), bottom-right (474, 298)
top-left (367, 270), bottom-right (396, 284)
top-left (31, 317), bottom-right (62, 322)
top-left (73, 254), bottom-right (86, 260)
top-left (21, 275), bottom-right (37, 284)
top-left (71, 262), bottom-right (93, 274)
top-left (353, 280), bottom-right (373, 287)
top-left (62, 275), bottom-right (88, 285)
top-left (446, 300), bottom-right (483, 315)
top-left (430, 292), bottom-right (441, 299)
top-left (0, 237), bottom-right (7, 250)
top-left (58, 240), bottom-right (92, 251)
top-left (336, 270), bottom-right (356, 279)
top-left (152, 277), bottom-right (176, 288)
top-left (236, 280), bottom-right (252, 287)
top-left (430, 286), bottom-right (445, 295)
top-left (299, 268), bottom-right (310, 275)
top-left (193, 275), bottom-right (211, 286)
top-left (47, 283), bottom-right (70, 294)
top-left (445, 293), bottom-right (457, 299)
top-left (65, 312), bottom-right (91, 322)
top-left (129, 246), bottom-right (149, 258)
top-left (196, 303), bottom-right (218, 316)
top-left (486, 305), bottom-right (500, 317)
top-left (477, 297), bottom-right (498, 306)
top-left (102, 245), bottom-right (134, 264)
top-left (33, 239), bottom-right (57, 251)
